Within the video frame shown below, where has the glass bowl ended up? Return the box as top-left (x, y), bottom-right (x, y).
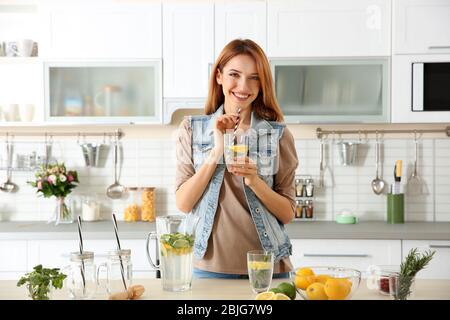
top-left (291, 266), bottom-right (361, 300)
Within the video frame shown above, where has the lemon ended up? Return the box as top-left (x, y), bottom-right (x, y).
top-left (273, 293), bottom-right (291, 300)
top-left (314, 274), bottom-right (332, 284)
top-left (228, 144), bottom-right (248, 153)
top-left (306, 283), bottom-right (328, 300)
top-left (324, 278), bottom-right (351, 300)
top-left (248, 261), bottom-right (272, 270)
top-left (255, 291), bottom-right (275, 300)
top-left (296, 267), bottom-right (315, 277)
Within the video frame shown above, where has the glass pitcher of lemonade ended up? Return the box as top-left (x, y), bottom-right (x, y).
top-left (146, 214), bottom-right (199, 292)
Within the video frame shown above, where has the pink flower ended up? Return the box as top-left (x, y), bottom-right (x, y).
top-left (37, 181), bottom-right (42, 190)
top-left (47, 175), bottom-right (56, 185)
top-left (67, 175), bottom-right (74, 182)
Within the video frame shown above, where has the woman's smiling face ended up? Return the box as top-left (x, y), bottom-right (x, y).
top-left (216, 54), bottom-right (261, 112)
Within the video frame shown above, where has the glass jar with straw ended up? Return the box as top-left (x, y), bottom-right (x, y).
top-left (64, 251), bottom-right (97, 299)
top-left (63, 217), bottom-right (97, 299)
top-left (97, 213), bottom-right (132, 295)
top-left (97, 249), bottom-right (133, 295)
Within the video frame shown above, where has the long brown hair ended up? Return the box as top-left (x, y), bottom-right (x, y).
top-left (204, 39), bottom-right (284, 122)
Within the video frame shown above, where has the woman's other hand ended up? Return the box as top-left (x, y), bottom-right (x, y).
top-left (230, 156), bottom-right (259, 187)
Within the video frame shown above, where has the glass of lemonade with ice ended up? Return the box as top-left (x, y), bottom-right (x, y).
top-left (224, 131), bottom-right (249, 172)
top-left (146, 214), bottom-right (198, 292)
top-left (247, 250), bottom-right (274, 294)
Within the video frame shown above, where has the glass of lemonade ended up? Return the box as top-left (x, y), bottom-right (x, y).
top-left (224, 131), bottom-right (249, 172)
top-left (247, 250), bottom-right (274, 294)
top-left (146, 214), bottom-right (199, 292)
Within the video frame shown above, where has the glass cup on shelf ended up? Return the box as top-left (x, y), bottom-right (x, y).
top-left (247, 250), bottom-right (274, 294)
top-left (224, 131), bottom-right (249, 172)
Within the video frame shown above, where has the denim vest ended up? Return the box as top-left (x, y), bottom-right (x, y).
top-left (187, 105), bottom-right (292, 262)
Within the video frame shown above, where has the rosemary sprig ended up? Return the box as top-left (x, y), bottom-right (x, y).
top-left (393, 248), bottom-right (435, 300)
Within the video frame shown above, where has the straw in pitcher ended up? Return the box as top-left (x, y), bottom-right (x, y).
top-left (112, 213), bottom-right (128, 291)
top-left (77, 216), bottom-right (86, 295)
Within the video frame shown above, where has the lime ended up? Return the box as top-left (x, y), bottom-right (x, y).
top-left (269, 287), bottom-right (282, 294)
top-left (277, 282), bottom-right (296, 300)
top-left (172, 239), bottom-right (190, 248)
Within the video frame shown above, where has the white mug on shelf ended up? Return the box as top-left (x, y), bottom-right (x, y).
top-left (3, 104), bottom-right (20, 121)
top-left (12, 39), bottom-right (34, 57)
top-left (19, 104), bottom-right (35, 122)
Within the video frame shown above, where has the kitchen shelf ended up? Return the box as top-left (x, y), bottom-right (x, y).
top-left (0, 167), bottom-right (35, 172)
top-left (0, 57), bottom-right (40, 64)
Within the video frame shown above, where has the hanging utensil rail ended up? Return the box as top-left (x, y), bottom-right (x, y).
top-left (316, 127), bottom-right (450, 139)
top-left (0, 129), bottom-right (124, 139)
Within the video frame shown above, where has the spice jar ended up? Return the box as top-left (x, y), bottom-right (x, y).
top-left (141, 187), bottom-right (155, 222)
top-left (305, 179), bottom-right (314, 197)
top-left (295, 179), bottom-right (304, 197)
top-left (81, 195), bottom-right (101, 221)
top-left (295, 200), bottom-right (303, 218)
top-left (124, 188), bottom-right (140, 222)
top-left (305, 200), bottom-right (314, 218)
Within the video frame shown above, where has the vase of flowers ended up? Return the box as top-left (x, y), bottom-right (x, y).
top-left (28, 163), bottom-right (79, 225)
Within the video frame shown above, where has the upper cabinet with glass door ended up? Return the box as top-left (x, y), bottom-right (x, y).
top-left (272, 58), bottom-right (390, 123)
top-left (45, 61), bottom-right (162, 123)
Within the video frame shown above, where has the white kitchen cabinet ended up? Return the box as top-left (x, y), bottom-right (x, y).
top-left (394, 0), bottom-right (450, 54)
top-left (402, 240), bottom-right (450, 279)
top-left (291, 239), bottom-right (402, 277)
top-left (0, 240), bottom-right (28, 280)
top-left (162, 1), bottom-right (214, 100)
top-left (267, 0), bottom-right (391, 57)
top-left (214, 0), bottom-right (267, 59)
top-left (39, 0), bottom-right (162, 59)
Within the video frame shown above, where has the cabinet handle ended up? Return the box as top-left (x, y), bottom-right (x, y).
top-left (428, 46), bottom-right (450, 49)
top-left (303, 253), bottom-right (370, 258)
top-left (429, 245), bottom-right (450, 249)
top-left (208, 62), bottom-right (213, 79)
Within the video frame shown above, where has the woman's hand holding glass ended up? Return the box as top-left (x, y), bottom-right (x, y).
top-left (230, 156), bottom-right (259, 187)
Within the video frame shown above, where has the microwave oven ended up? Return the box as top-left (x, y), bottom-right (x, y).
top-left (412, 62), bottom-right (450, 112)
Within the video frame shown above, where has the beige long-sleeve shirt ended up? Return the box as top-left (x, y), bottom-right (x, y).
top-left (175, 118), bottom-right (298, 274)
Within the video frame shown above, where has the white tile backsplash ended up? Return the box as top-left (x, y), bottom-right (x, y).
top-left (0, 136), bottom-right (450, 222)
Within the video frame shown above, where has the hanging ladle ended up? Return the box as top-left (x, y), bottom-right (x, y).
top-left (371, 132), bottom-right (386, 195)
top-left (106, 134), bottom-right (125, 199)
top-left (1, 140), bottom-right (18, 193)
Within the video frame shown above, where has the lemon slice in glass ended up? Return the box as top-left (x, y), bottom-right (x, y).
top-left (273, 293), bottom-right (291, 300)
top-left (255, 291), bottom-right (275, 300)
top-left (228, 144), bottom-right (248, 153)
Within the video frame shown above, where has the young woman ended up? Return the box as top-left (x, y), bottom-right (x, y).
top-left (175, 39), bottom-right (298, 279)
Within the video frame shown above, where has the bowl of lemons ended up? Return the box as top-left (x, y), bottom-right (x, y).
top-left (291, 266), bottom-right (361, 300)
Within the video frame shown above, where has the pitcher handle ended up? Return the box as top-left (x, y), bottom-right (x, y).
top-left (146, 232), bottom-right (159, 269)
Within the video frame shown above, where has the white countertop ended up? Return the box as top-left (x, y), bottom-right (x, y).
top-left (1, 278), bottom-right (449, 300)
top-left (1, 221), bottom-right (450, 240)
